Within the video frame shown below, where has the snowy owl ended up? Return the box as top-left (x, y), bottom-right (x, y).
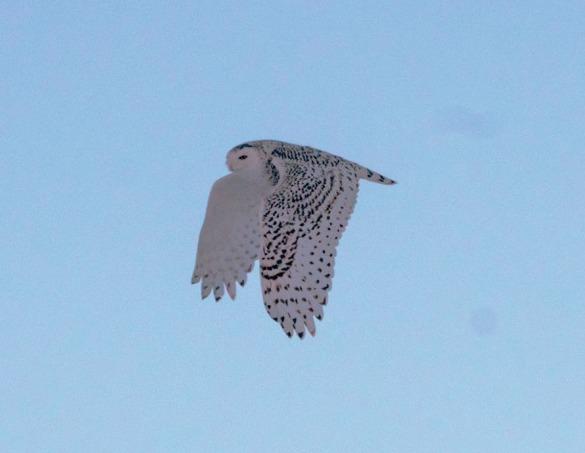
top-left (192, 140), bottom-right (395, 338)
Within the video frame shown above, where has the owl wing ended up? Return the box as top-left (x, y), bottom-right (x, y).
top-left (260, 160), bottom-right (360, 338)
top-left (192, 173), bottom-right (265, 302)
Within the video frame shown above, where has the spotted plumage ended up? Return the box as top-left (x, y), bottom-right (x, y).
top-left (192, 140), bottom-right (395, 338)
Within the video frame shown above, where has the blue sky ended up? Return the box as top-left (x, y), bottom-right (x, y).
top-left (1, 2), bottom-right (584, 452)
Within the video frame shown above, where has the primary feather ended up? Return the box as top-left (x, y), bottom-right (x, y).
top-left (192, 140), bottom-right (395, 338)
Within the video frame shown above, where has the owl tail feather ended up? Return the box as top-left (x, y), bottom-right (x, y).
top-left (356, 166), bottom-right (396, 185)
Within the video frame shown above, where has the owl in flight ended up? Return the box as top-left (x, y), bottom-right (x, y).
top-left (192, 140), bottom-right (395, 338)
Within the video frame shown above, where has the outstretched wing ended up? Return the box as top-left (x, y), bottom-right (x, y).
top-left (192, 173), bottom-right (265, 302)
top-left (260, 159), bottom-right (360, 338)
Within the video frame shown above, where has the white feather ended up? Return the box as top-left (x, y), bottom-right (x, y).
top-left (192, 173), bottom-right (267, 302)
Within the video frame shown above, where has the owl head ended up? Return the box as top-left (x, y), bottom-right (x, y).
top-left (225, 142), bottom-right (265, 172)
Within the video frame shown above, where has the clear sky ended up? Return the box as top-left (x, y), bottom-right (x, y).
top-left (2, 2), bottom-right (584, 452)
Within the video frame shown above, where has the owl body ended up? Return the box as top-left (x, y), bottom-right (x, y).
top-left (193, 140), bottom-right (395, 338)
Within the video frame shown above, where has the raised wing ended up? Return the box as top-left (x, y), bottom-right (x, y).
top-left (192, 173), bottom-right (266, 302)
top-left (260, 161), bottom-right (359, 338)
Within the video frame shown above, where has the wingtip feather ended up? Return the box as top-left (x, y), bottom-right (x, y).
top-left (226, 281), bottom-right (236, 300)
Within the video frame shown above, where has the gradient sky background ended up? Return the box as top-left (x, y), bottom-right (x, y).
top-left (2, 2), bottom-right (584, 452)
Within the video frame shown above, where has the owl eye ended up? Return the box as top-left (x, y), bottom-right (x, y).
top-left (238, 155), bottom-right (248, 160)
